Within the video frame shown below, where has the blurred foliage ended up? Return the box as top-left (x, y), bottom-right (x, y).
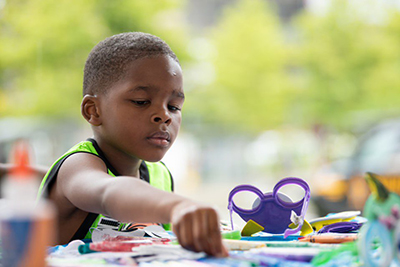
top-left (294, 0), bottom-right (400, 130)
top-left (1, 0), bottom-right (400, 133)
top-left (0, 0), bottom-right (188, 119)
top-left (187, 0), bottom-right (400, 133)
top-left (185, 0), bottom-right (295, 133)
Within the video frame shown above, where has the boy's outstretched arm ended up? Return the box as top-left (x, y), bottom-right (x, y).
top-left (56, 153), bottom-right (228, 257)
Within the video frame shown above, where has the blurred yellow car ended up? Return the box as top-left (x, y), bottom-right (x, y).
top-left (312, 119), bottom-right (400, 215)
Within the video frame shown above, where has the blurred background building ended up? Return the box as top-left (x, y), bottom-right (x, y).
top-left (1, 0), bottom-right (400, 224)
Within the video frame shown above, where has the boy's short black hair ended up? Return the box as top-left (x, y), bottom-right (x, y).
top-left (83, 32), bottom-right (179, 96)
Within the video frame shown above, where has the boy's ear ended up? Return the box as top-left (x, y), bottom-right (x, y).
top-left (81, 95), bottom-right (102, 126)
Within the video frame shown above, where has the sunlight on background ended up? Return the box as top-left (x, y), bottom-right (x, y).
top-left (1, 0), bottom-right (400, 222)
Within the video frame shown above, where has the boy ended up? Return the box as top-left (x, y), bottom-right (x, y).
top-left (37, 32), bottom-right (228, 257)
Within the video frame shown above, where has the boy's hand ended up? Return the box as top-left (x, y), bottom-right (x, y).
top-left (171, 201), bottom-right (229, 257)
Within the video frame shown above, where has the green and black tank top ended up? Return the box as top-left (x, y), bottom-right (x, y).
top-left (37, 138), bottom-right (173, 241)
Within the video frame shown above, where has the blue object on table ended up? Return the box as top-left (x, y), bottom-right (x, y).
top-left (240, 235), bottom-right (301, 242)
top-left (199, 256), bottom-right (254, 267)
top-left (317, 221), bottom-right (362, 234)
top-left (230, 250), bottom-right (313, 267)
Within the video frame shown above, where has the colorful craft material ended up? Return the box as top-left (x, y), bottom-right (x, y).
top-left (0, 141), bottom-right (55, 267)
top-left (298, 233), bottom-right (357, 244)
top-left (308, 211), bottom-right (361, 232)
top-left (228, 177), bottom-right (310, 238)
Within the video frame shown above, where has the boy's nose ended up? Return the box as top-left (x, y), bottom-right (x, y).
top-left (151, 111), bottom-right (172, 125)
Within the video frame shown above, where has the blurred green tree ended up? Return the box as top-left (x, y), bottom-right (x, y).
top-left (0, 0), bottom-right (187, 119)
top-left (294, 0), bottom-right (400, 130)
top-left (185, 0), bottom-right (295, 133)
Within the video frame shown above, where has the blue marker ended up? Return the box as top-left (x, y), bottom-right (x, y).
top-left (240, 235), bottom-right (301, 242)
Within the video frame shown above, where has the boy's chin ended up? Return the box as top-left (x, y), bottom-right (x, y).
top-left (142, 154), bottom-right (167, 163)
top-left (140, 145), bottom-right (173, 162)
top-left (145, 158), bottom-right (163, 163)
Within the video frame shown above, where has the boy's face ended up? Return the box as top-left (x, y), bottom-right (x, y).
top-left (95, 55), bottom-right (184, 162)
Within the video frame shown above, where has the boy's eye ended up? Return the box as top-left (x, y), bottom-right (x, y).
top-left (168, 105), bottom-right (181, 112)
top-left (131, 100), bottom-right (150, 106)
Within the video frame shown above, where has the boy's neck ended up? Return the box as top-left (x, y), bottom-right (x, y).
top-left (91, 136), bottom-right (142, 178)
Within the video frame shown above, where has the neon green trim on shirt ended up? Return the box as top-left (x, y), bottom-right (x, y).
top-left (37, 140), bottom-right (173, 238)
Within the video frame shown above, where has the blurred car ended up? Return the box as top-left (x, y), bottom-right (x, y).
top-left (312, 119), bottom-right (400, 215)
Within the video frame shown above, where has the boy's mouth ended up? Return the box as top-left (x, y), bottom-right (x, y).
top-left (147, 131), bottom-right (170, 147)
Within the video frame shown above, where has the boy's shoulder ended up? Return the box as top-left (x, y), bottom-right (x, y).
top-left (62, 140), bottom-right (170, 172)
top-left (67, 140), bottom-right (170, 173)
top-left (65, 140), bottom-right (98, 156)
top-left (38, 139), bottom-right (173, 196)
top-left (37, 140), bottom-right (99, 198)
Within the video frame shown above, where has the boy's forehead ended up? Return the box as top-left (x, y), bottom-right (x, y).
top-left (127, 55), bottom-right (181, 75)
top-left (128, 86), bottom-right (185, 99)
top-left (111, 55), bottom-right (183, 94)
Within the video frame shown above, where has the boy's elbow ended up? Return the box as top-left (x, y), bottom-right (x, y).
top-left (99, 182), bottom-right (114, 217)
top-left (98, 178), bottom-right (133, 220)
top-left (97, 178), bottom-right (156, 222)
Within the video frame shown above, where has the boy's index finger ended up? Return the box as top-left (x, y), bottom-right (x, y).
top-left (198, 208), bottom-right (219, 256)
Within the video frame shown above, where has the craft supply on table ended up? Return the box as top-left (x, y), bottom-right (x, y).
top-left (240, 233), bottom-right (301, 242)
top-left (317, 221), bottom-right (363, 234)
top-left (131, 244), bottom-right (206, 263)
top-left (298, 233), bottom-right (358, 244)
top-left (78, 238), bottom-right (171, 253)
top-left (228, 177), bottom-right (311, 238)
top-left (223, 239), bottom-right (266, 250)
top-left (47, 229), bottom-right (363, 266)
top-left (91, 224), bottom-right (174, 242)
top-left (249, 246), bottom-right (326, 262)
top-left (289, 219), bottom-right (314, 236)
top-left (221, 230), bottom-right (242, 240)
top-left (263, 241), bottom-right (339, 248)
top-left (360, 172), bottom-right (400, 266)
top-left (229, 247), bottom-right (326, 266)
top-left (198, 256), bottom-right (255, 267)
top-left (139, 260), bottom-right (209, 267)
top-left (358, 221), bottom-right (393, 267)
top-left (0, 141), bottom-right (56, 267)
top-left (49, 241), bottom-right (205, 265)
top-left (47, 171), bottom-right (400, 266)
top-left (308, 211), bottom-right (361, 232)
